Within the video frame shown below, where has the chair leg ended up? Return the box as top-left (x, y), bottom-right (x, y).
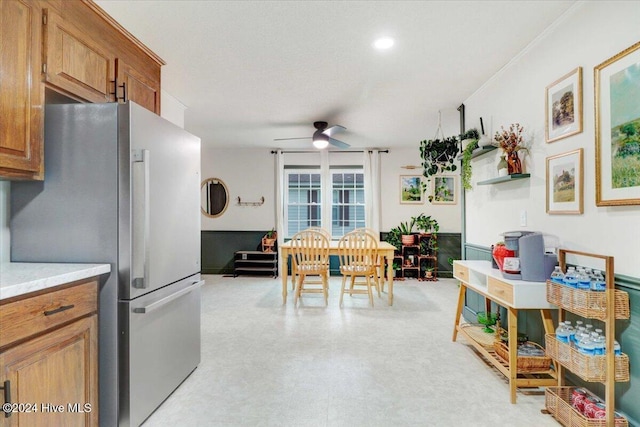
top-left (366, 275), bottom-right (374, 307)
top-left (350, 275), bottom-right (356, 296)
top-left (372, 271), bottom-right (381, 297)
top-left (294, 274), bottom-right (304, 307)
top-left (339, 275), bottom-right (347, 307)
top-left (322, 273), bottom-right (329, 306)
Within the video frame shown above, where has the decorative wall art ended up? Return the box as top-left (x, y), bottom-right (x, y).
top-left (431, 175), bottom-right (456, 205)
top-left (546, 148), bottom-right (583, 215)
top-left (400, 175), bottom-right (423, 204)
top-left (545, 67), bottom-right (583, 143)
top-left (595, 41), bottom-right (640, 206)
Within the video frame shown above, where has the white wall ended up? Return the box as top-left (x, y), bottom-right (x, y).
top-left (200, 145), bottom-right (462, 234)
top-left (464, 1), bottom-right (640, 276)
top-left (160, 89), bottom-right (186, 128)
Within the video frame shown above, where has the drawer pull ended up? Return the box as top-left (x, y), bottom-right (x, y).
top-left (1, 380), bottom-right (11, 418)
top-left (44, 304), bottom-right (75, 316)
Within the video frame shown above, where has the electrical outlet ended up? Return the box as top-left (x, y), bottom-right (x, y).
top-left (520, 210), bottom-right (527, 227)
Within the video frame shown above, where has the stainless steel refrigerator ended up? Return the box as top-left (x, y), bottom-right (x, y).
top-left (10, 102), bottom-right (202, 427)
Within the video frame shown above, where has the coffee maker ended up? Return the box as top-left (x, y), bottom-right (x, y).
top-left (497, 231), bottom-right (557, 281)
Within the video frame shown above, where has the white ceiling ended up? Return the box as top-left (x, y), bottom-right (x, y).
top-left (96, 0), bottom-right (576, 150)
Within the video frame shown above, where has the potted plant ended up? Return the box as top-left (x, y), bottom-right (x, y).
top-left (398, 219), bottom-right (416, 245)
top-left (420, 135), bottom-right (460, 202)
top-left (261, 228), bottom-right (277, 252)
top-left (493, 123), bottom-right (529, 175)
top-left (460, 128), bottom-right (480, 151)
top-left (413, 213), bottom-right (439, 235)
top-left (392, 261), bottom-right (402, 278)
top-left (423, 266), bottom-right (435, 279)
top-left (385, 227), bottom-right (402, 252)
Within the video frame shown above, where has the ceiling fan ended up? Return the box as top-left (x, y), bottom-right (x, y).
top-left (274, 121), bottom-right (350, 149)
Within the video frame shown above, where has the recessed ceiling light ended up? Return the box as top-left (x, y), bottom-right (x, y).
top-left (373, 37), bottom-right (394, 50)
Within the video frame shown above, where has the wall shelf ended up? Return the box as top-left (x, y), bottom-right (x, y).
top-left (458, 145), bottom-right (497, 160)
top-left (477, 173), bottom-right (530, 186)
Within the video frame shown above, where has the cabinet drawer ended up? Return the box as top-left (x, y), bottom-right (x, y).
top-left (0, 280), bottom-right (97, 348)
top-left (488, 276), bottom-right (514, 305)
top-left (453, 263), bottom-right (469, 282)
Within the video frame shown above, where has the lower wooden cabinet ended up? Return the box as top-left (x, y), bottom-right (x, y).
top-left (0, 281), bottom-right (98, 427)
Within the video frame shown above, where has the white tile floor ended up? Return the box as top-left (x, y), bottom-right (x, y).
top-left (142, 275), bottom-right (559, 427)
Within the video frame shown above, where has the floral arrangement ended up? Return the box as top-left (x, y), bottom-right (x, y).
top-left (494, 123), bottom-right (526, 154)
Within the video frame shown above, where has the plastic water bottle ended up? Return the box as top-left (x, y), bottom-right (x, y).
top-left (550, 266), bottom-right (565, 284)
top-left (576, 268), bottom-right (591, 290)
top-left (591, 332), bottom-right (604, 356)
top-left (591, 270), bottom-right (606, 292)
top-left (614, 340), bottom-right (622, 356)
top-left (564, 321), bottom-right (575, 344)
top-left (555, 322), bottom-right (569, 344)
top-left (578, 333), bottom-right (594, 356)
top-left (564, 267), bottom-right (578, 288)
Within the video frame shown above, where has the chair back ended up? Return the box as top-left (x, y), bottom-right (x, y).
top-left (338, 230), bottom-right (378, 273)
top-left (290, 229), bottom-right (330, 274)
top-left (305, 227), bottom-right (332, 241)
top-left (353, 227), bottom-right (380, 241)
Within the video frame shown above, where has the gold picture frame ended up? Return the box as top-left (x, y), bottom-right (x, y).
top-left (400, 175), bottom-right (423, 204)
top-left (595, 41), bottom-right (640, 206)
top-left (545, 67), bottom-right (583, 143)
top-left (431, 175), bottom-right (456, 205)
top-left (546, 149), bottom-right (583, 215)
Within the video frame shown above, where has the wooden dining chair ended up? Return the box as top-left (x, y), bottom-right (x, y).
top-left (353, 227), bottom-right (383, 296)
top-left (290, 229), bottom-right (330, 306)
top-left (338, 230), bottom-right (379, 307)
top-left (289, 227), bottom-right (332, 291)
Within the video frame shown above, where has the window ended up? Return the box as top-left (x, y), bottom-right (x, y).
top-left (284, 168), bottom-right (365, 238)
top-left (331, 169), bottom-right (365, 237)
top-left (285, 171), bottom-right (321, 237)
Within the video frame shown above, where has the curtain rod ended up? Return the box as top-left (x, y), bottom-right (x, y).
top-left (270, 149), bottom-right (389, 154)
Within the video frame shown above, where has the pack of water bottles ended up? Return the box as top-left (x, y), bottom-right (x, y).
top-left (555, 320), bottom-right (621, 357)
top-left (549, 265), bottom-right (607, 291)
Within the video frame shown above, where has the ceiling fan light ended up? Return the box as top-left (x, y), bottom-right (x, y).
top-left (373, 37), bottom-right (394, 50)
top-left (313, 138), bottom-right (329, 149)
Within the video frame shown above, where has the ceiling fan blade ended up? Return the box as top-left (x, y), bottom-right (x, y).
top-left (323, 125), bottom-right (346, 137)
top-left (273, 137), bottom-right (312, 141)
top-left (328, 137), bottom-right (350, 149)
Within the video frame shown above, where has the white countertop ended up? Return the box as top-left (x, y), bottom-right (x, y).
top-left (0, 262), bottom-right (111, 301)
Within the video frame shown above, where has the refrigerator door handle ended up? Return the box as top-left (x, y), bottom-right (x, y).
top-left (132, 149), bottom-right (151, 289)
top-left (132, 280), bottom-right (203, 314)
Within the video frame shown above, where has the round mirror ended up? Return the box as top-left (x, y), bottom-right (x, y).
top-left (201, 178), bottom-right (229, 218)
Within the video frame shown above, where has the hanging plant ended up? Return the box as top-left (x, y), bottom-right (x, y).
top-left (461, 138), bottom-right (479, 190)
top-left (420, 136), bottom-right (460, 178)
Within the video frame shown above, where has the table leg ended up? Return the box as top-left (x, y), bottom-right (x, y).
top-left (452, 284), bottom-right (466, 342)
top-left (280, 249), bottom-right (288, 304)
top-left (386, 252), bottom-right (394, 305)
top-left (508, 308), bottom-right (518, 404)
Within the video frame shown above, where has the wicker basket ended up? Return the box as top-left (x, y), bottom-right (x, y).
top-left (545, 386), bottom-right (628, 427)
top-left (493, 340), bottom-right (552, 372)
top-left (546, 281), bottom-right (630, 321)
top-left (544, 334), bottom-right (630, 382)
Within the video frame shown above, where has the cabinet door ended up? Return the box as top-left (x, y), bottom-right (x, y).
top-left (0, 0), bottom-right (43, 179)
top-left (0, 316), bottom-right (98, 427)
top-left (43, 8), bottom-right (115, 103)
top-left (116, 58), bottom-right (160, 114)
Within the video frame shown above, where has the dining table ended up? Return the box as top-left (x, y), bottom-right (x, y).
top-left (279, 240), bottom-right (397, 305)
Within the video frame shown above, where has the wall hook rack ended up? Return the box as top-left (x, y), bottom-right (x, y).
top-left (237, 196), bottom-right (265, 206)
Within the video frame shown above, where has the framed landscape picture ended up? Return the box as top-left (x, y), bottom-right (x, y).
top-left (400, 175), bottom-right (423, 204)
top-left (595, 41), bottom-right (640, 206)
top-left (431, 175), bottom-right (456, 205)
top-left (546, 67), bottom-right (583, 143)
top-left (546, 148), bottom-right (583, 214)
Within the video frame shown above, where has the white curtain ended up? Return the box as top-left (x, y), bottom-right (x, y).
top-left (274, 150), bottom-right (285, 273)
top-left (364, 149), bottom-right (381, 236)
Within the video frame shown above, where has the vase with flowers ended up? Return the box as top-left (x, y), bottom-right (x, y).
top-left (493, 123), bottom-right (528, 175)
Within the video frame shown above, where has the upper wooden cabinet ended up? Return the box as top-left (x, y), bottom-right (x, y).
top-left (0, 0), bottom-right (44, 179)
top-left (0, 0), bottom-right (164, 180)
top-left (43, 8), bottom-right (116, 103)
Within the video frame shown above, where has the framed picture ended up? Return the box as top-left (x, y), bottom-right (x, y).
top-left (400, 175), bottom-right (423, 204)
top-left (431, 175), bottom-right (456, 205)
top-left (595, 41), bottom-right (640, 206)
top-left (545, 67), bottom-right (583, 143)
top-left (546, 148), bottom-right (583, 215)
